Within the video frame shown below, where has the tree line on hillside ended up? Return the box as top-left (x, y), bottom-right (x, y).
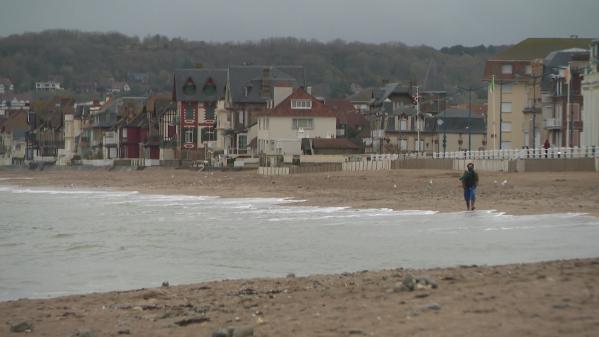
top-left (0, 30), bottom-right (507, 99)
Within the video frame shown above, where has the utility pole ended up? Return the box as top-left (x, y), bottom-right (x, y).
top-left (468, 89), bottom-right (472, 152)
top-left (566, 64), bottom-right (572, 147)
top-left (416, 86), bottom-right (420, 153)
top-left (532, 76), bottom-right (537, 148)
top-left (499, 80), bottom-right (503, 150)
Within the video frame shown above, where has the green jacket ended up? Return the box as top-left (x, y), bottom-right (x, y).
top-left (459, 170), bottom-right (478, 188)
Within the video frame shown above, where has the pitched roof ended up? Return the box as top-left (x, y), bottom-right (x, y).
top-left (544, 48), bottom-right (589, 68)
top-left (173, 68), bottom-right (227, 102)
top-left (348, 87), bottom-right (374, 102)
top-left (373, 83), bottom-right (411, 105)
top-left (228, 65), bottom-right (305, 103)
top-left (492, 38), bottom-right (593, 61)
top-left (259, 88), bottom-right (336, 118)
top-left (324, 99), bottom-right (356, 113)
top-left (0, 110), bottom-right (29, 137)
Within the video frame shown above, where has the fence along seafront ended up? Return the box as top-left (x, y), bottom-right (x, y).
top-left (256, 147), bottom-right (599, 175)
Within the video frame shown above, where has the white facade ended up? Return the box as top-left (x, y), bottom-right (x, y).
top-left (582, 42), bottom-right (599, 147)
top-left (257, 115), bottom-right (336, 155)
top-left (35, 81), bottom-right (62, 91)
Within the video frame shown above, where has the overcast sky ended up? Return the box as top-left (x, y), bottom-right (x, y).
top-left (1, 0), bottom-right (598, 48)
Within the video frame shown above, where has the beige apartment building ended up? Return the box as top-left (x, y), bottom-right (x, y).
top-left (484, 38), bottom-right (593, 150)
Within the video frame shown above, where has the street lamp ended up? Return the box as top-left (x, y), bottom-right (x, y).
top-left (457, 85), bottom-right (485, 152)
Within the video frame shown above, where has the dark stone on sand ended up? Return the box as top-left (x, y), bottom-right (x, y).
top-left (286, 273), bottom-right (296, 278)
top-left (161, 281), bottom-right (169, 287)
top-left (417, 276), bottom-right (438, 289)
top-left (422, 303), bottom-right (442, 311)
top-left (553, 303), bottom-right (571, 309)
top-left (10, 321), bottom-right (33, 333)
top-left (174, 316), bottom-right (210, 326)
top-left (238, 288), bottom-right (257, 295)
top-left (402, 274), bottom-right (416, 291)
top-left (117, 329), bottom-right (130, 335)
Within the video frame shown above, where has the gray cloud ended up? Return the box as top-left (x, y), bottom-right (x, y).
top-left (0, 0), bottom-right (597, 47)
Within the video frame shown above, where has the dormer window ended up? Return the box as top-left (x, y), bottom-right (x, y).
top-left (501, 64), bottom-right (513, 75)
top-left (291, 99), bottom-right (312, 109)
top-left (183, 77), bottom-right (196, 95)
top-left (245, 86), bottom-right (252, 97)
top-left (203, 78), bottom-right (216, 96)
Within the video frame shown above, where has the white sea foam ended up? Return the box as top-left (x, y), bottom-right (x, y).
top-left (1, 185), bottom-right (599, 301)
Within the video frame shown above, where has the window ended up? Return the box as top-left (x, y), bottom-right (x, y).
top-left (202, 78), bottom-right (216, 96)
top-left (185, 104), bottom-right (194, 120)
top-left (525, 65), bottom-right (532, 75)
top-left (238, 134), bottom-right (247, 149)
top-left (291, 99), bottom-right (312, 109)
top-left (122, 128), bottom-right (127, 138)
top-left (501, 64), bottom-right (513, 74)
top-left (244, 86), bottom-right (252, 97)
top-left (292, 118), bottom-right (313, 129)
top-left (201, 127), bottom-right (215, 142)
top-left (185, 129), bottom-right (194, 143)
top-left (205, 102), bottom-right (215, 121)
top-left (400, 139), bottom-right (408, 150)
top-left (183, 78), bottom-right (196, 95)
top-left (501, 141), bottom-right (512, 149)
top-left (501, 102), bottom-right (512, 113)
top-left (400, 119), bottom-right (408, 131)
top-left (501, 121), bottom-right (512, 132)
top-left (502, 84), bottom-right (512, 93)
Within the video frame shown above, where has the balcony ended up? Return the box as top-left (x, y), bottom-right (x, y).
top-left (522, 106), bottom-right (541, 114)
top-left (544, 118), bottom-right (562, 130)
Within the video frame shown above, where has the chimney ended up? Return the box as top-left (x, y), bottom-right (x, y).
top-left (261, 67), bottom-right (271, 97)
top-left (306, 86), bottom-right (312, 95)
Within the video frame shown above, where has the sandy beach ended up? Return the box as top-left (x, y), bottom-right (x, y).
top-left (1, 167), bottom-right (599, 336)
top-left (1, 166), bottom-right (598, 216)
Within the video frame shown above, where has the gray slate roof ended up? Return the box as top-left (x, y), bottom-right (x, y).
top-left (173, 68), bottom-right (227, 102)
top-left (228, 65), bottom-right (305, 104)
top-left (372, 83), bottom-right (411, 105)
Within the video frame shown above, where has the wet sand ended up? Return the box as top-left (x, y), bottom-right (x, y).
top-left (1, 166), bottom-right (598, 216)
top-left (1, 167), bottom-right (599, 336)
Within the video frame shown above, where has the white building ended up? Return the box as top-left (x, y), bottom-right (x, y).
top-left (35, 81), bottom-right (62, 91)
top-left (582, 40), bottom-right (599, 147)
top-left (257, 87), bottom-right (337, 155)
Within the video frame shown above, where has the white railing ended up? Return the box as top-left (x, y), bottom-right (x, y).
top-left (433, 147), bottom-right (599, 160)
top-left (368, 153), bottom-right (430, 161)
top-left (544, 118), bottom-right (562, 129)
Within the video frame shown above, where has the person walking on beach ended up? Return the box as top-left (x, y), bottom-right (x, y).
top-left (459, 162), bottom-right (478, 211)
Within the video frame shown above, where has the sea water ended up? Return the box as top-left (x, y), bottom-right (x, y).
top-left (1, 184), bottom-right (598, 301)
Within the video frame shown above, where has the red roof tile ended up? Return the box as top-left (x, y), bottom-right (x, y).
top-left (258, 88), bottom-right (336, 117)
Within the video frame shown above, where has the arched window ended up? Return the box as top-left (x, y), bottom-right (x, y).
top-left (183, 78), bottom-right (196, 95)
top-left (203, 78), bottom-right (216, 96)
